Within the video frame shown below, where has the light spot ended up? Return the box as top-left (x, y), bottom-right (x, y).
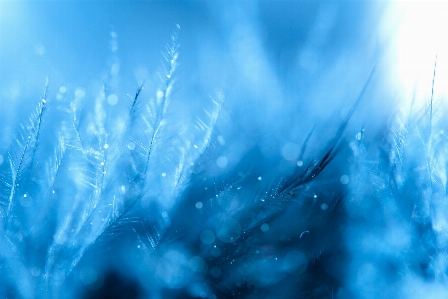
top-left (110, 63), bottom-right (120, 76)
top-left (100, 161), bottom-right (104, 166)
top-left (20, 194), bottom-right (32, 208)
top-left (120, 185), bottom-right (126, 194)
top-left (210, 267), bottom-right (221, 277)
top-left (189, 256), bottom-right (205, 272)
top-left (297, 160), bottom-right (303, 167)
top-left (54, 233), bottom-right (67, 245)
top-left (156, 250), bottom-right (189, 288)
top-left (200, 230), bottom-right (215, 244)
top-left (211, 247), bottom-right (221, 257)
top-left (34, 44), bottom-right (45, 55)
top-left (281, 142), bottom-right (300, 161)
top-left (75, 88), bottom-right (86, 99)
top-left (321, 203), bottom-right (328, 210)
top-left (162, 172), bottom-right (166, 177)
top-left (156, 90), bottom-right (164, 98)
top-left (356, 132), bottom-right (362, 140)
top-left (79, 266), bottom-right (98, 285)
top-left (340, 175), bottom-right (350, 185)
top-left (127, 142), bottom-right (135, 150)
top-left (283, 251), bottom-right (308, 275)
top-left (30, 267), bottom-right (41, 277)
top-left (196, 202), bottom-right (203, 209)
top-left (107, 94), bottom-right (118, 105)
top-left (216, 218), bottom-right (241, 243)
top-left (260, 223), bottom-right (269, 232)
top-left (216, 156), bottom-right (228, 168)
top-left (59, 86), bottom-right (67, 93)
top-left (300, 231), bottom-right (309, 238)
top-left (103, 144), bottom-right (109, 149)
top-left (217, 135), bottom-right (226, 145)
top-left (258, 176), bottom-right (262, 181)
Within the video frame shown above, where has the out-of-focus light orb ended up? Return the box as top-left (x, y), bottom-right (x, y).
top-left (20, 194), bottom-right (32, 208)
top-left (189, 256), bottom-right (205, 272)
top-left (260, 223), bottom-right (270, 232)
top-left (30, 267), bottom-right (41, 277)
top-left (156, 249), bottom-right (190, 288)
top-left (79, 266), bottom-right (98, 285)
top-left (75, 88), bottom-right (86, 99)
top-left (107, 94), bottom-right (118, 105)
top-left (390, 1), bottom-right (448, 103)
top-left (281, 142), bottom-right (300, 161)
top-left (340, 174), bottom-right (350, 185)
top-left (156, 90), bottom-right (164, 98)
top-left (216, 156), bottom-right (228, 168)
top-left (283, 250), bottom-right (308, 275)
top-left (216, 218), bottom-right (241, 243)
top-left (210, 267), bottom-right (221, 277)
top-left (210, 246), bottom-right (221, 257)
top-left (200, 230), bottom-right (215, 244)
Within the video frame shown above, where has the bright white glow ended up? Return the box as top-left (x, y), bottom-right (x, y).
top-left (391, 1), bottom-right (448, 104)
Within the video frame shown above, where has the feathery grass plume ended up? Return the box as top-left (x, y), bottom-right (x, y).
top-left (342, 56), bottom-right (448, 298)
top-left (5, 82), bottom-right (48, 216)
top-left (0, 80), bottom-right (49, 299)
top-left (41, 25), bottom-right (226, 298)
